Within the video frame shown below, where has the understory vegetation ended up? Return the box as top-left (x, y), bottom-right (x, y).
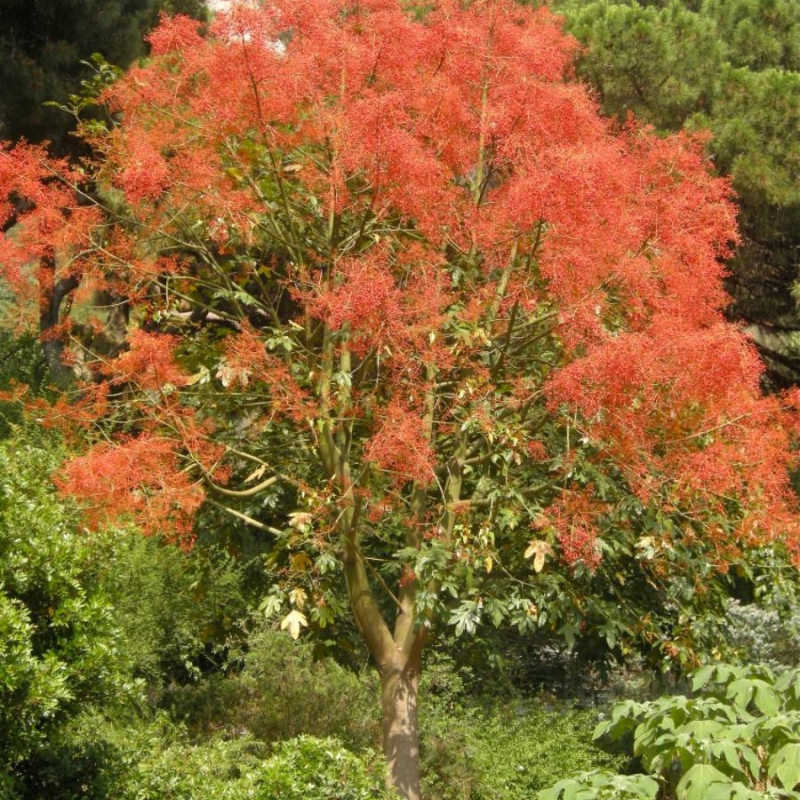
top-left (1, 429), bottom-right (799, 799)
top-left (0, 430), bottom-right (620, 799)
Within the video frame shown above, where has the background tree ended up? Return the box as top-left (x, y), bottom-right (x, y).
top-left (552, 0), bottom-right (800, 389)
top-left (0, 0), bottom-right (208, 147)
top-left (2, 2), bottom-right (800, 798)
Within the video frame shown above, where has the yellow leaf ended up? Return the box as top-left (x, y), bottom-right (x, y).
top-left (288, 511), bottom-right (313, 529)
top-left (525, 539), bottom-right (554, 573)
top-left (485, 556), bottom-right (493, 573)
top-left (289, 587), bottom-right (307, 610)
top-left (280, 609), bottom-right (308, 640)
top-left (184, 366), bottom-right (209, 386)
top-left (245, 464), bottom-right (267, 484)
top-left (289, 553), bottom-right (313, 573)
top-left (524, 543), bottom-right (533, 559)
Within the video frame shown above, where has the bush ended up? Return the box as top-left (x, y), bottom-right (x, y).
top-left (418, 655), bottom-right (624, 800)
top-left (18, 711), bottom-right (266, 800)
top-left (169, 625), bottom-right (380, 750)
top-left (256, 736), bottom-right (389, 800)
top-left (103, 535), bottom-right (252, 689)
top-left (114, 719), bottom-right (264, 800)
top-left (0, 434), bottom-right (134, 771)
top-left (0, 429), bottom-right (258, 796)
top-left (724, 598), bottom-right (800, 670)
top-left (0, 333), bottom-right (50, 439)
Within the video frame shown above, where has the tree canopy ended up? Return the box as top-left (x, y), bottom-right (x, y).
top-left (2, 1), bottom-right (799, 797)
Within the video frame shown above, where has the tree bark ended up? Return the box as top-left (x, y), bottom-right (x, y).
top-left (381, 656), bottom-right (421, 800)
top-left (38, 253), bottom-right (79, 386)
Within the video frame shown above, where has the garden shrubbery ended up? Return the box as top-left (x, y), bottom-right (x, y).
top-left (5, 427), bottom-right (800, 800)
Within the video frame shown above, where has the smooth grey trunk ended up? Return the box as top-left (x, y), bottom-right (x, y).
top-left (381, 661), bottom-right (421, 800)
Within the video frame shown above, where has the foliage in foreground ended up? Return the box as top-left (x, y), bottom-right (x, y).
top-left (0, 434), bottom-right (133, 772)
top-left (9, 712), bottom-right (385, 800)
top-left (258, 736), bottom-right (390, 800)
top-left (541, 663), bottom-right (800, 800)
top-left (419, 655), bottom-right (624, 800)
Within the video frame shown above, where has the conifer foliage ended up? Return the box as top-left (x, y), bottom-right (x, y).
top-left (1, 2), bottom-right (799, 797)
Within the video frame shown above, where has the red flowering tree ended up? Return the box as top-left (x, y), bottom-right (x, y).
top-left (2, 1), bottom-right (800, 796)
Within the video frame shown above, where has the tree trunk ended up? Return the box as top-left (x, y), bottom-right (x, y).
top-left (381, 660), bottom-right (421, 800)
top-left (38, 255), bottom-right (79, 387)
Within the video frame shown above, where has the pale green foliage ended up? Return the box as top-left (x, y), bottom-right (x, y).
top-left (418, 656), bottom-right (624, 800)
top-left (39, 711), bottom-right (265, 800)
top-left (540, 772), bottom-right (659, 800)
top-left (115, 722), bottom-right (263, 800)
top-left (725, 599), bottom-right (800, 670)
top-left (541, 663), bottom-right (800, 800)
top-left (256, 736), bottom-right (391, 800)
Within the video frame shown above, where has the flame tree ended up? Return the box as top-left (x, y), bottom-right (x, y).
top-left (2, 2), bottom-right (800, 797)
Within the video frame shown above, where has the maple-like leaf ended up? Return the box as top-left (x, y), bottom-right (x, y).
top-left (280, 609), bottom-right (308, 640)
top-left (524, 540), bottom-right (555, 573)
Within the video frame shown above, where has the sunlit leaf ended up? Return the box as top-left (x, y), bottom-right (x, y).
top-left (280, 609), bottom-right (308, 640)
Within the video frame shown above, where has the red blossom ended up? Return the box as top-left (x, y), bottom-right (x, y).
top-left (104, 330), bottom-right (189, 390)
top-left (365, 399), bottom-right (436, 487)
top-left (1, 0), bottom-right (797, 572)
top-left (58, 435), bottom-right (204, 545)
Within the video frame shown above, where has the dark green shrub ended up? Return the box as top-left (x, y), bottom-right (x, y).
top-left (170, 625), bottom-right (380, 750)
top-left (0, 435), bottom-right (133, 771)
top-left (103, 535), bottom-right (251, 688)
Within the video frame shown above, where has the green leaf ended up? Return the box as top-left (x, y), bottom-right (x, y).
top-left (754, 683), bottom-right (781, 716)
top-left (709, 740), bottom-right (746, 777)
top-left (676, 764), bottom-right (730, 800)
top-left (448, 601), bottom-right (481, 636)
top-left (538, 779), bottom-right (571, 800)
top-left (692, 665), bottom-right (716, 693)
top-left (769, 743), bottom-right (800, 790)
top-left (724, 677), bottom-right (780, 716)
